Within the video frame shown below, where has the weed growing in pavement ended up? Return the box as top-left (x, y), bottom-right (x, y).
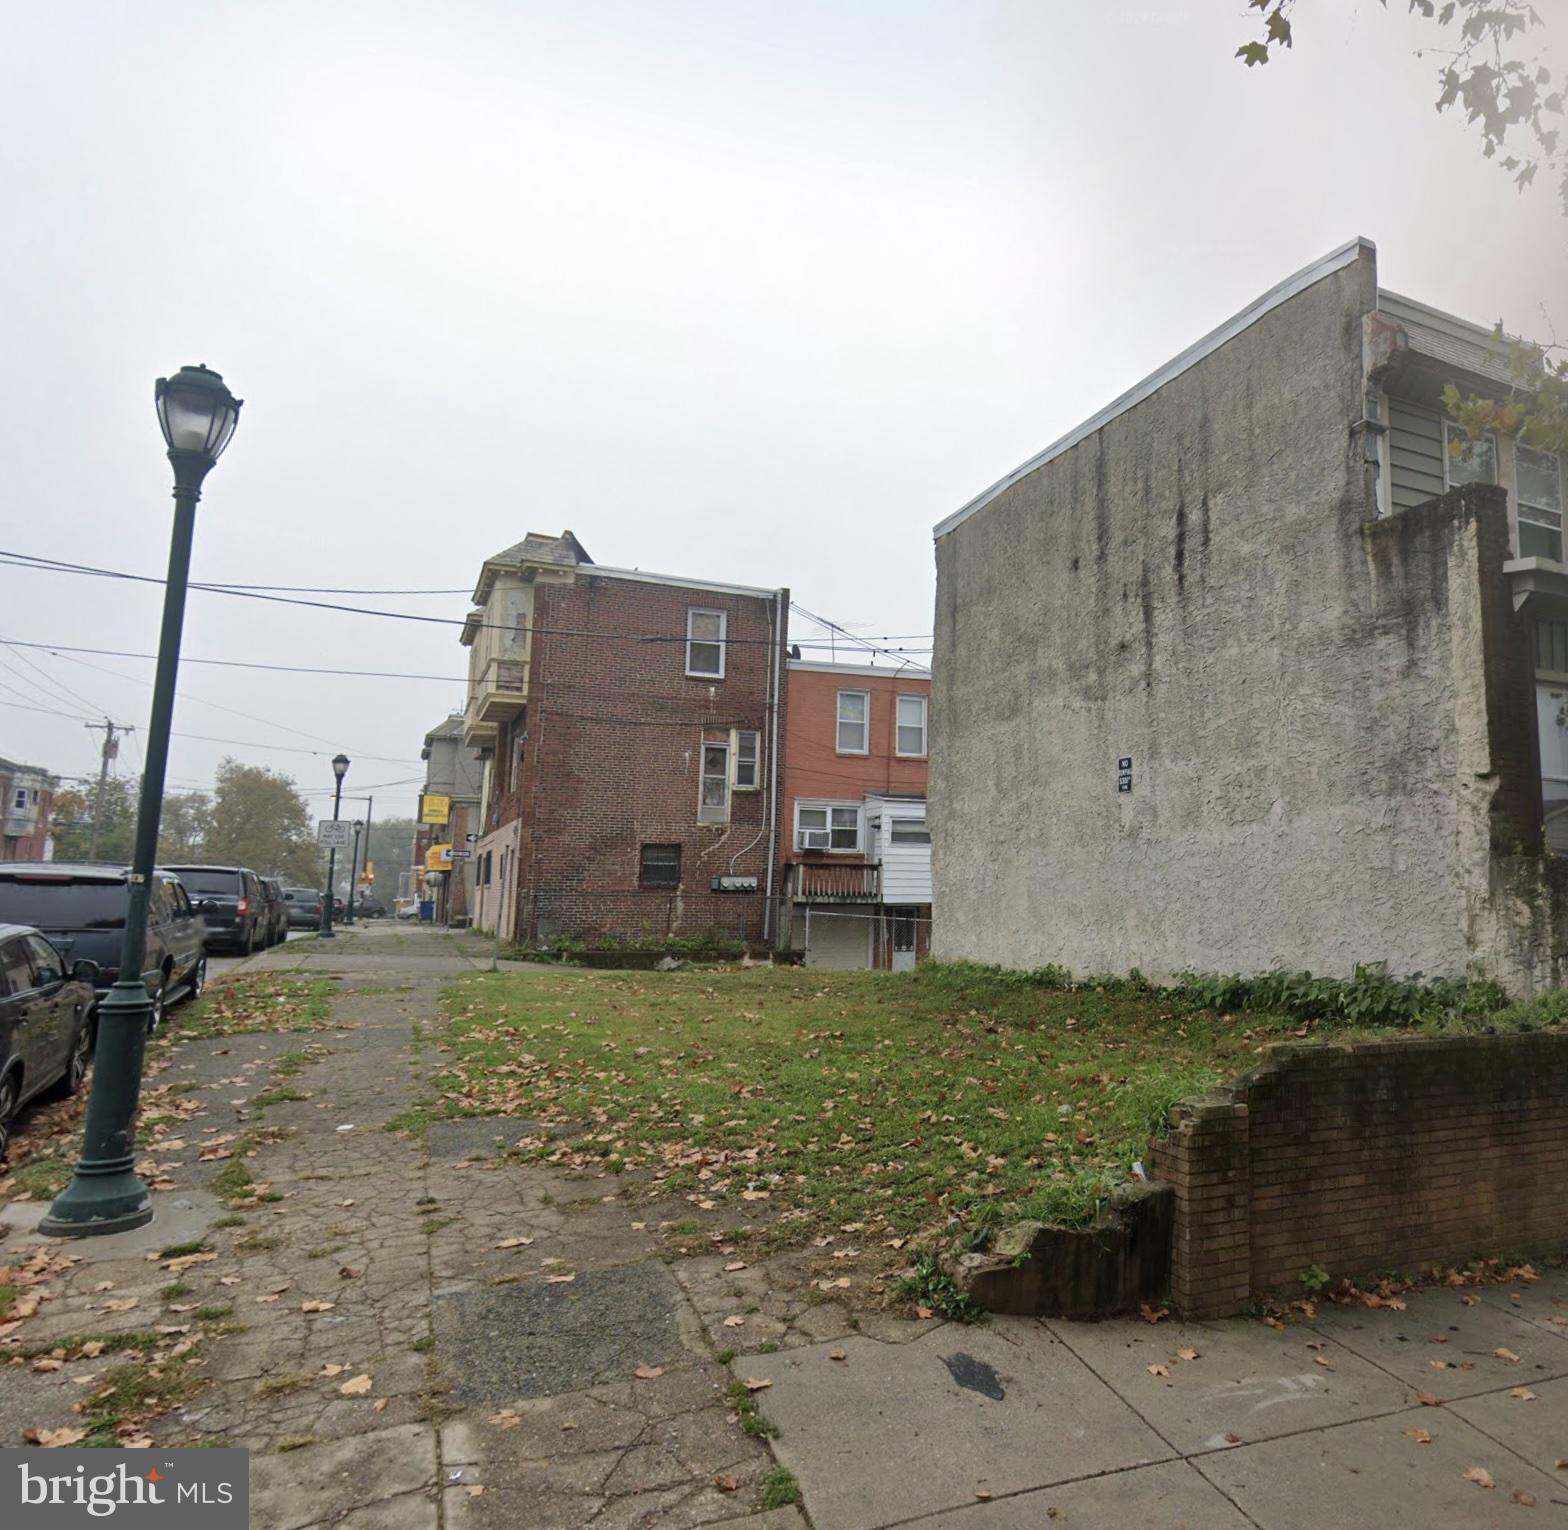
top-left (760, 1469), bottom-right (800, 1510)
top-left (724, 1380), bottom-right (777, 1439)
top-left (892, 1254), bottom-right (986, 1325)
top-left (155, 1240), bottom-right (210, 1261)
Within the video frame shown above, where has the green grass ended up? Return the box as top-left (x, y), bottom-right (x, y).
top-left (155, 1240), bottom-right (210, 1261)
top-left (170, 973), bottom-right (335, 1039)
top-left (0, 1284), bottom-right (16, 1319)
top-left (893, 1252), bottom-right (986, 1323)
top-left (760, 1469), bottom-right (800, 1510)
top-left (724, 1379), bottom-right (778, 1439)
top-left (426, 961), bottom-right (1531, 1243)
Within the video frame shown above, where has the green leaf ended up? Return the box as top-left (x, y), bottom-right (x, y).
top-left (1236, 41), bottom-right (1271, 67)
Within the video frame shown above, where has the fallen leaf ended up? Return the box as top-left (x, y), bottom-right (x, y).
top-left (714, 1474), bottom-right (739, 1493)
top-left (31, 1358), bottom-right (63, 1373)
top-left (338, 1374), bottom-right (374, 1396)
top-left (740, 1190), bottom-right (770, 1201)
top-left (23, 1427), bottom-right (87, 1448)
top-left (1403, 1428), bottom-right (1432, 1444)
top-left (301, 1301), bottom-right (336, 1313)
top-left (543, 1274), bottom-right (576, 1284)
top-left (1313, 1356), bottom-right (1333, 1369)
top-left (914, 1306), bottom-right (935, 1321)
top-left (722, 1315), bottom-right (745, 1328)
top-left (1462, 1467), bottom-right (1495, 1490)
top-left (1494, 1347), bottom-right (1521, 1365)
top-left (1147, 1364), bottom-right (1170, 1378)
top-left (1176, 1346), bottom-right (1199, 1362)
top-left (743, 1376), bottom-right (772, 1391)
top-left (723, 1261), bottom-right (747, 1272)
top-left (1139, 1304), bottom-right (1167, 1325)
top-left (319, 1364), bottom-right (346, 1377)
top-left (487, 1409), bottom-right (520, 1429)
top-left (1416, 1391), bottom-right (1443, 1407)
top-left (338, 1267), bottom-right (363, 1280)
top-left (634, 1365), bottom-right (663, 1380)
top-left (100, 1297), bottom-right (139, 1313)
top-left (373, 1398), bottom-right (388, 1413)
top-left (1223, 1432), bottom-right (1242, 1445)
top-left (975, 1491), bottom-right (993, 1502)
top-left (1511, 1489), bottom-right (1537, 1507)
top-left (465, 1485), bottom-right (484, 1497)
top-left (829, 1348), bottom-right (847, 1361)
top-left (494, 1237), bottom-right (534, 1250)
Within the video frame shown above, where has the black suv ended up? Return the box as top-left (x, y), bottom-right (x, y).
top-left (284, 887), bottom-right (322, 929)
top-left (257, 878), bottom-right (289, 948)
top-left (164, 865), bottom-right (266, 954)
top-left (0, 864), bottom-right (207, 1030)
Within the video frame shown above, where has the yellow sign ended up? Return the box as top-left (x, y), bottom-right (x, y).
top-left (421, 794), bottom-right (451, 825)
top-left (425, 844), bottom-right (453, 871)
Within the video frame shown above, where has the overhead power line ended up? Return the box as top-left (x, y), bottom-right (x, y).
top-left (0, 639), bottom-right (468, 683)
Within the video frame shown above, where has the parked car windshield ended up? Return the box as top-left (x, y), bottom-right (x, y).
top-left (0, 876), bottom-right (126, 929)
top-left (171, 869), bottom-right (245, 896)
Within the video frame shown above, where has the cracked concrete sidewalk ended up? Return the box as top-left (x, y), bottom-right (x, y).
top-left (3, 922), bottom-right (1565, 1530)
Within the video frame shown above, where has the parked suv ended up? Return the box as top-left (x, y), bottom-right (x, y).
top-left (163, 865), bottom-right (265, 954)
top-left (257, 878), bottom-right (289, 947)
top-left (0, 863), bottom-right (207, 1031)
top-left (284, 887), bottom-right (322, 929)
top-left (0, 925), bottom-right (100, 1158)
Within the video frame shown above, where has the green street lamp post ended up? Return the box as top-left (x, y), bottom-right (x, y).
top-left (319, 755), bottom-right (349, 938)
top-left (345, 820), bottom-right (364, 924)
top-left (41, 365), bottom-right (241, 1238)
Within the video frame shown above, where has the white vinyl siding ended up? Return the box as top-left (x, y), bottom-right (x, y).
top-left (1387, 399), bottom-right (1446, 513)
top-left (869, 797), bottom-right (932, 902)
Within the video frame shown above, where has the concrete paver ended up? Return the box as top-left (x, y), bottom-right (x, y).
top-left (743, 1324), bottom-right (1172, 1530)
top-left (1046, 1310), bottom-right (1412, 1452)
top-left (1195, 1405), bottom-right (1567, 1529)
top-left (1448, 1373), bottom-right (1568, 1478)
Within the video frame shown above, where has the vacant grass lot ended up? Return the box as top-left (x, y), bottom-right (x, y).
top-left (426, 962), bottom-right (1487, 1242)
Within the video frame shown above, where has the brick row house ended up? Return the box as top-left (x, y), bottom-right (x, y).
top-left (778, 661), bottom-right (932, 968)
top-left (1, 757), bottom-right (56, 862)
top-left (461, 532), bottom-right (789, 949)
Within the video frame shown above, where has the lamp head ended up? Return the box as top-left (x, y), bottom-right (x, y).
top-left (155, 364), bottom-right (241, 465)
top-left (332, 753), bottom-right (350, 782)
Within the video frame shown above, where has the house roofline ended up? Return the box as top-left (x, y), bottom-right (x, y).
top-left (586, 564), bottom-right (784, 600)
top-left (933, 236), bottom-right (1377, 541)
top-left (787, 659), bottom-right (932, 680)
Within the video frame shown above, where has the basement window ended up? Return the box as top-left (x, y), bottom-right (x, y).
top-left (686, 609), bottom-right (727, 679)
top-left (640, 844), bottom-right (682, 888)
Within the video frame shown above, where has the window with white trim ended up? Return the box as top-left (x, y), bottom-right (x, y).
top-left (1519, 445), bottom-right (1564, 563)
top-left (795, 802), bottom-right (861, 853)
top-left (733, 729), bottom-right (760, 789)
top-left (686, 609), bottom-right (727, 679)
top-left (1442, 420), bottom-right (1496, 489)
top-left (699, 741), bottom-right (730, 823)
top-left (895, 694), bottom-right (927, 757)
top-left (836, 689), bottom-right (869, 754)
top-left (889, 817), bottom-right (929, 844)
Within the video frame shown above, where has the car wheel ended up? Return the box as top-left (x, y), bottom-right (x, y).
top-left (0, 1070), bottom-right (18, 1163)
top-left (55, 1021), bottom-right (91, 1098)
top-left (146, 981), bottom-right (167, 1036)
top-left (187, 957), bottom-right (206, 1003)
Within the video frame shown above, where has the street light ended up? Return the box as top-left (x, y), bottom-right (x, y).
top-left (319, 754), bottom-right (350, 939)
top-left (345, 820), bottom-right (364, 924)
top-left (41, 364), bottom-right (241, 1238)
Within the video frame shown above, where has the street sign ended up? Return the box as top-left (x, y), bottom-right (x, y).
top-left (316, 820), bottom-right (353, 850)
top-left (465, 832), bottom-right (479, 844)
top-left (450, 849), bottom-right (473, 861)
top-left (424, 844), bottom-right (453, 871)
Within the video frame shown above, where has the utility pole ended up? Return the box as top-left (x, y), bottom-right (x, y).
top-left (84, 719), bottom-right (132, 863)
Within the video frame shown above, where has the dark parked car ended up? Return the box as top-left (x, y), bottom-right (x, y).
top-left (258, 878), bottom-right (289, 948)
top-left (0, 925), bottom-right (99, 1158)
top-left (352, 895), bottom-right (387, 919)
top-left (0, 864), bottom-right (206, 1031)
top-left (163, 865), bottom-right (266, 954)
top-left (284, 887), bottom-right (322, 929)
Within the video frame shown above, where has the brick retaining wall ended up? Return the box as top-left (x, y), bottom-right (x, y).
top-left (1146, 1033), bottom-right (1568, 1318)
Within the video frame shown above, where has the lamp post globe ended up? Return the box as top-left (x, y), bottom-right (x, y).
top-left (40, 364), bottom-right (241, 1238)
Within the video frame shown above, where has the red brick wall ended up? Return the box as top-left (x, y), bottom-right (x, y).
top-left (1147, 1033), bottom-right (1568, 1318)
top-left (504, 573), bottom-right (786, 947)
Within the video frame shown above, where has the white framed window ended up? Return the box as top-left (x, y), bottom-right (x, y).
top-left (895, 694), bottom-right (928, 757)
top-left (889, 817), bottom-right (929, 845)
top-left (699, 740), bottom-right (730, 823)
top-left (686, 608), bottom-right (727, 679)
top-left (1518, 444), bottom-right (1564, 563)
top-left (1442, 420), bottom-right (1496, 489)
top-left (836, 689), bottom-right (869, 754)
top-left (795, 801), bottom-right (861, 853)
top-left (733, 729), bottom-right (760, 790)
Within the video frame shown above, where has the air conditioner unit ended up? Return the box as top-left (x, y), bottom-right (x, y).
top-left (797, 829), bottom-right (831, 851)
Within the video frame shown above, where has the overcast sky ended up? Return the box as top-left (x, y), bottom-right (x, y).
top-left (1, 0), bottom-right (1563, 821)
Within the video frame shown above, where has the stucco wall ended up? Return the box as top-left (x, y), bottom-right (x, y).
top-left (931, 252), bottom-right (1546, 984)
